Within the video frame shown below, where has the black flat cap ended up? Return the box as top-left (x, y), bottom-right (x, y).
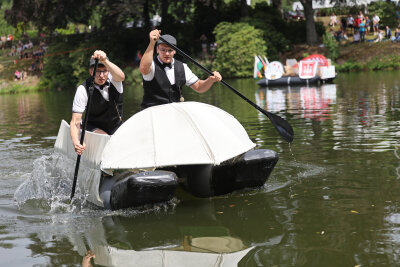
top-left (89, 57), bottom-right (108, 67)
top-left (157, 34), bottom-right (177, 46)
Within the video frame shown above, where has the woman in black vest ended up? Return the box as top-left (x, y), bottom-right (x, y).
top-left (70, 50), bottom-right (125, 155)
top-left (139, 30), bottom-right (222, 110)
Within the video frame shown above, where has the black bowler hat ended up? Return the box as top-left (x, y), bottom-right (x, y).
top-left (157, 34), bottom-right (177, 46)
top-left (89, 57), bottom-right (108, 67)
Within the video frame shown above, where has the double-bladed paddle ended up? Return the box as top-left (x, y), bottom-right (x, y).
top-left (70, 58), bottom-right (99, 200)
top-left (158, 36), bottom-right (294, 143)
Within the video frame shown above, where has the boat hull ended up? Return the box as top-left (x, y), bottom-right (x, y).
top-left (99, 149), bottom-right (279, 209)
top-left (257, 76), bottom-right (320, 87)
top-left (163, 149), bottom-right (279, 198)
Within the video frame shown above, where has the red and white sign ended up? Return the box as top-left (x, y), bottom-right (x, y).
top-left (299, 60), bottom-right (318, 79)
top-left (301, 54), bottom-right (329, 67)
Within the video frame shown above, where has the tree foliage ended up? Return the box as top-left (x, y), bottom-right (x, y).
top-left (212, 22), bottom-right (266, 78)
top-left (4, 0), bottom-right (103, 32)
top-left (368, 1), bottom-right (398, 28)
top-left (242, 3), bottom-right (289, 61)
top-left (0, 0), bottom-right (14, 35)
top-left (2, 0), bottom-right (329, 88)
top-left (322, 32), bottom-right (339, 61)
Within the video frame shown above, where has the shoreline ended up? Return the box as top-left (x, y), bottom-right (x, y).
top-left (2, 41), bottom-right (400, 94)
top-left (0, 76), bottom-right (41, 94)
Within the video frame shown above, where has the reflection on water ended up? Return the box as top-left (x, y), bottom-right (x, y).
top-left (256, 84), bottom-right (336, 121)
top-left (70, 215), bottom-right (254, 267)
top-left (20, 193), bottom-right (284, 267)
top-left (396, 146), bottom-right (400, 179)
top-left (256, 83), bottom-right (399, 152)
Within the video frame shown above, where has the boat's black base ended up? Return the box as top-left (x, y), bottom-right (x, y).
top-left (99, 149), bottom-right (279, 210)
top-left (176, 149), bottom-right (279, 197)
top-left (257, 76), bottom-right (320, 87)
top-left (100, 171), bottom-right (178, 210)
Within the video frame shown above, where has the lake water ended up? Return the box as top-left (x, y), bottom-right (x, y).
top-left (1, 71), bottom-right (400, 266)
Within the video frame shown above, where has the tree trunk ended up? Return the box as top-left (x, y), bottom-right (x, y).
top-left (240, 0), bottom-right (248, 18)
top-left (143, 0), bottom-right (151, 30)
top-left (161, 0), bottom-right (169, 27)
top-left (271, 0), bottom-right (282, 16)
top-left (300, 0), bottom-right (318, 45)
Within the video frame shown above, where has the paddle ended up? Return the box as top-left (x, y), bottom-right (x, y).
top-left (70, 58), bottom-right (99, 200)
top-left (158, 36), bottom-right (294, 143)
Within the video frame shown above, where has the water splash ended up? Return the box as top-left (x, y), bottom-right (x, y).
top-left (13, 152), bottom-right (180, 216)
top-left (13, 153), bottom-right (85, 213)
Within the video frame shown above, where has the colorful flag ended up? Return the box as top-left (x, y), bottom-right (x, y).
top-left (253, 56), bottom-right (267, 80)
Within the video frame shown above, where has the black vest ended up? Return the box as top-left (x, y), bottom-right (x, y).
top-left (141, 59), bottom-right (186, 109)
top-left (82, 78), bottom-right (123, 135)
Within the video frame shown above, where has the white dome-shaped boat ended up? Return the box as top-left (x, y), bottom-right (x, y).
top-left (54, 102), bottom-right (279, 210)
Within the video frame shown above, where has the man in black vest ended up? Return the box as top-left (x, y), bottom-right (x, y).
top-left (70, 50), bottom-right (125, 155)
top-left (139, 29), bottom-right (222, 109)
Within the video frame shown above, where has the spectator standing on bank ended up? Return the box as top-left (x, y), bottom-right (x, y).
top-left (135, 50), bottom-right (142, 66)
top-left (359, 20), bottom-right (366, 42)
top-left (341, 16), bottom-right (347, 33)
top-left (365, 16), bottom-right (371, 34)
top-left (0, 34), bottom-right (5, 49)
top-left (330, 13), bottom-right (337, 28)
top-left (14, 70), bottom-right (20, 80)
top-left (354, 15), bottom-right (361, 32)
top-left (372, 13), bottom-right (380, 35)
top-left (200, 34), bottom-right (208, 60)
top-left (358, 11), bottom-right (364, 21)
top-left (347, 14), bottom-right (354, 34)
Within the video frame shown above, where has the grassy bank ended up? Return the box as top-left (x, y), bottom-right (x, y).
top-left (0, 47), bottom-right (43, 94)
top-left (335, 41), bottom-right (400, 72)
top-left (281, 39), bottom-right (400, 72)
top-left (0, 76), bottom-right (41, 94)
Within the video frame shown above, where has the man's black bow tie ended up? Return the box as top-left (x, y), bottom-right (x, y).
top-left (98, 81), bottom-right (110, 90)
top-left (162, 62), bottom-right (172, 69)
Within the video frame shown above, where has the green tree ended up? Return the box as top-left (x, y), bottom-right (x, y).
top-left (368, 1), bottom-right (397, 28)
top-left (212, 22), bottom-right (266, 78)
top-left (322, 32), bottom-right (339, 61)
top-left (0, 1), bottom-right (14, 36)
top-left (242, 3), bottom-right (290, 60)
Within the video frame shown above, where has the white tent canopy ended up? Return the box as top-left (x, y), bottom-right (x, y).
top-left (101, 102), bottom-right (255, 172)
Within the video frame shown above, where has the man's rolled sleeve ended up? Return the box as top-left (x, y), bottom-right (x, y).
top-left (142, 61), bottom-right (155, 81)
top-left (72, 85), bottom-right (88, 113)
top-left (184, 63), bottom-right (199, 86)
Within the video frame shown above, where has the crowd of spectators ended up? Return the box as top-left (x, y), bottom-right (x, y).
top-left (1, 34), bottom-right (47, 81)
top-left (330, 11), bottom-right (400, 44)
top-left (8, 39), bottom-right (46, 60)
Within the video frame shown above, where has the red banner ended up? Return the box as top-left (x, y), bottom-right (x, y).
top-left (301, 54), bottom-right (329, 67)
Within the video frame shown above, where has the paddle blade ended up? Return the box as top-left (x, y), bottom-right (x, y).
top-left (263, 110), bottom-right (294, 143)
